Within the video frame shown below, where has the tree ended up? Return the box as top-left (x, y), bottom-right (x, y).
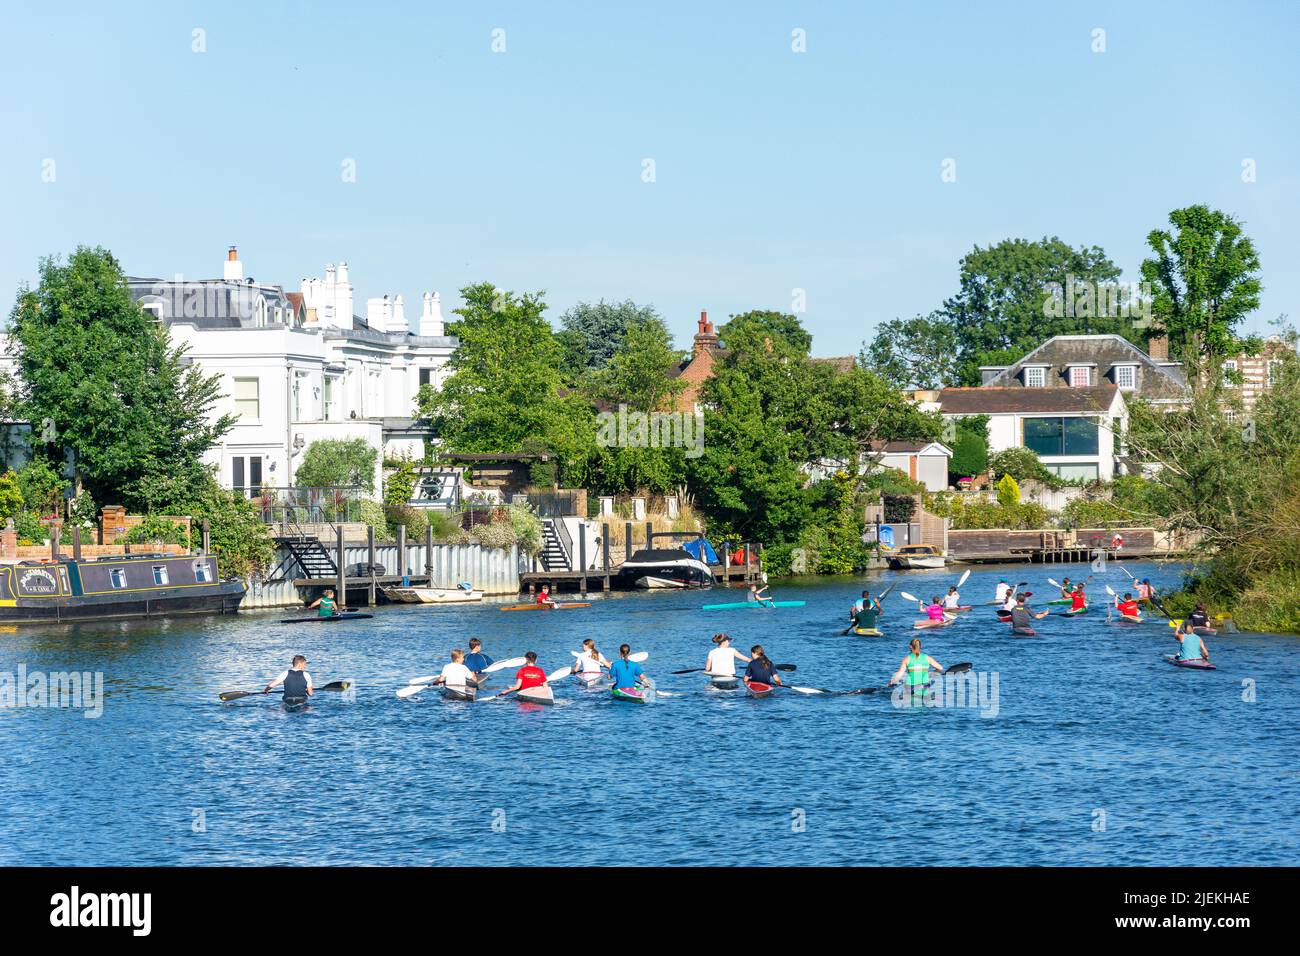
top-left (947, 416), bottom-right (989, 481)
top-left (988, 447), bottom-right (1058, 488)
top-left (1140, 205), bottom-right (1262, 381)
top-left (295, 438), bottom-right (378, 493)
top-left (592, 315), bottom-right (683, 412)
top-left (863, 312), bottom-right (960, 389)
top-left (996, 474), bottom-right (1021, 507)
top-left (0, 471), bottom-right (22, 521)
top-left (6, 246), bottom-right (235, 508)
top-left (943, 237), bottom-right (1131, 384)
top-left (16, 457), bottom-right (65, 517)
top-left (419, 283), bottom-right (595, 481)
top-left (557, 299), bottom-right (667, 377)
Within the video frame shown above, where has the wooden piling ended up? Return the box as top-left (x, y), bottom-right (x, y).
top-left (72, 526), bottom-right (82, 562)
top-left (201, 518), bottom-right (211, 555)
top-left (578, 523), bottom-right (588, 597)
top-left (425, 523), bottom-right (435, 584)
top-left (335, 525), bottom-right (346, 607)
top-left (397, 524), bottom-right (407, 584)
top-left (602, 522), bottom-right (611, 591)
top-left (367, 524), bottom-right (377, 607)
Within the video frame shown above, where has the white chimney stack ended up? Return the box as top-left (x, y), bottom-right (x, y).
top-left (224, 246), bottom-right (243, 282)
top-left (419, 291), bottom-right (445, 337)
top-left (392, 294), bottom-right (407, 334)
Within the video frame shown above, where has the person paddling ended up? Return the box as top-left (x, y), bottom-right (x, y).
top-left (610, 643), bottom-right (650, 694)
top-left (889, 638), bottom-right (946, 697)
top-left (1058, 577), bottom-right (1073, 600)
top-left (1186, 602), bottom-right (1216, 634)
top-left (307, 589), bottom-right (343, 618)
top-left (917, 595), bottom-right (949, 626)
top-left (994, 579), bottom-right (1011, 604)
top-left (264, 655), bottom-right (314, 703)
top-left (747, 583), bottom-right (774, 608)
top-left (572, 638), bottom-right (612, 679)
top-left (500, 651), bottom-right (549, 697)
top-left (942, 586), bottom-right (963, 610)
top-left (853, 594), bottom-right (883, 632)
top-left (1175, 620), bottom-right (1210, 663)
top-left (744, 645), bottom-right (782, 689)
top-left (1114, 592), bottom-right (1142, 622)
top-left (432, 648), bottom-right (475, 693)
top-left (1136, 579), bottom-right (1155, 603)
top-left (706, 633), bottom-right (751, 676)
top-left (462, 638), bottom-right (494, 687)
top-left (1069, 584), bottom-right (1087, 612)
top-left (536, 585), bottom-right (556, 608)
top-left (1010, 595), bottom-right (1049, 636)
top-left (851, 589), bottom-right (880, 619)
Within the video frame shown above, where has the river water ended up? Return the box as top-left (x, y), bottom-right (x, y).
top-left (1, 561), bottom-right (1296, 866)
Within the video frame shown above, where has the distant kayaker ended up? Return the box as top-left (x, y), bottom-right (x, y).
top-left (572, 638), bottom-right (611, 676)
top-left (1136, 579), bottom-right (1155, 603)
top-left (610, 643), bottom-right (649, 692)
top-left (1058, 577), bottom-right (1073, 599)
top-left (916, 595), bottom-right (950, 628)
top-left (1114, 592), bottom-right (1142, 622)
top-left (1175, 620), bottom-right (1210, 662)
top-left (853, 596), bottom-right (883, 632)
top-left (1010, 595), bottom-right (1049, 636)
top-left (463, 638), bottom-right (494, 685)
top-left (994, 579), bottom-right (1011, 603)
top-left (706, 633), bottom-right (751, 676)
top-left (889, 638), bottom-right (945, 693)
top-left (1070, 584), bottom-right (1087, 611)
top-left (433, 649), bottom-right (475, 692)
top-left (536, 585), bottom-right (556, 608)
top-left (307, 589), bottom-right (343, 618)
top-left (942, 586), bottom-right (962, 610)
top-left (501, 651), bottom-right (549, 697)
top-left (264, 655), bottom-right (314, 701)
top-left (744, 645), bottom-right (782, 688)
top-left (747, 583), bottom-right (774, 608)
top-left (1000, 589), bottom-right (1019, 614)
top-left (1186, 603), bottom-right (1214, 632)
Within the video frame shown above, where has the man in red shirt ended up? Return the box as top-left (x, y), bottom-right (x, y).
top-left (1070, 585), bottom-right (1087, 611)
top-left (502, 651), bottom-right (548, 694)
top-left (536, 585), bottom-right (556, 607)
top-left (1114, 592), bottom-right (1142, 621)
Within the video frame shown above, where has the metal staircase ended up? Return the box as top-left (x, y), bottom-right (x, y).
top-left (540, 519), bottom-right (572, 571)
top-left (276, 534), bottom-right (338, 580)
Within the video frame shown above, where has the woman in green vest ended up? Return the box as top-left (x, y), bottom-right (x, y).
top-left (889, 638), bottom-right (946, 697)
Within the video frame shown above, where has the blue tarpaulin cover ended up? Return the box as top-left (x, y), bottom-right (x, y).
top-left (682, 539), bottom-right (720, 564)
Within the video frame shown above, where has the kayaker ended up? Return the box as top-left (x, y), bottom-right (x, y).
top-left (889, 638), bottom-right (946, 694)
top-left (853, 596), bottom-right (883, 632)
top-left (994, 579), bottom-right (1011, 603)
top-left (1070, 584), bottom-right (1087, 612)
top-left (942, 586), bottom-right (962, 610)
top-left (1058, 577), bottom-right (1072, 599)
top-left (610, 643), bottom-right (649, 692)
top-left (1136, 579), bottom-right (1155, 603)
top-left (706, 633), bottom-right (751, 676)
top-left (264, 655), bottom-right (314, 702)
top-left (1186, 602), bottom-right (1215, 634)
top-left (917, 595), bottom-right (949, 627)
top-left (536, 585), bottom-right (556, 608)
top-left (463, 638), bottom-right (494, 685)
top-left (433, 649), bottom-right (475, 692)
top-left (1175, 620), bottom-right (1210, 662)
top-left (1111, 531), bottom-right (1124, 552)
top-left (306, 589), bottom-right (343, 618)
top-left (1010, 595), bottom-right (1049, 636)
top-left (501, 651), bottom-right (549, 697)
top-left (572, 638), bottom-right (612, 676)
top-left (747, 583), bottom-right (774, 608)
top-left (1114, 592), bottom-right (1142, 621)
top-left (850, 589), bottom-right (880, 619)
top-left (744, 645), bottom-right (782, 688)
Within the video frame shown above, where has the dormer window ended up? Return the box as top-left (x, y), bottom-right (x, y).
top-left (1114, 365), bottom-right (1137, 390)
top-left (1024, 366), bottom-right (1048, 388)
top-left (1068, 366), bottom-right (1091, 387)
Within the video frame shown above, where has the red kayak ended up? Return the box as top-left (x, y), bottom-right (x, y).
top-left (745, 680), bottom-right (775, 698)
top-left (1164, 655), bottom-right (1217, 671)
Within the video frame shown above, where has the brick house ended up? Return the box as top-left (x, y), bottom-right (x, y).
top-left (670, 312), bottom-right (725, 412)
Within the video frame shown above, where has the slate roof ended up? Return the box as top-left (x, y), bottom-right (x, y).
top-left (981, 335), bottom-right (1188, 401)
top-left (938, 385), bottom-right (1122, 415)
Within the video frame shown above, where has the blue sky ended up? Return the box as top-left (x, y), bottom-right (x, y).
top-left (2, 1), bottom-right (1297, 356)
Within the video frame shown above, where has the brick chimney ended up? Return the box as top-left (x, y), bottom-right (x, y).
top-left (224, 245), bottom-right (243, 282)
top-left (692, 310), bottom-right (719, 357)
top-left (1147, 330), bottom-right (1168, 361)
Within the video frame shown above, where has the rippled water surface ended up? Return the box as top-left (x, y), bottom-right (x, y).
top-left (1, 562), bottom-right (1296, 866)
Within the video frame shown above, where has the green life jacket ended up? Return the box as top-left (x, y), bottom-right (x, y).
top-left (906, 651), bottom-right (929, 688)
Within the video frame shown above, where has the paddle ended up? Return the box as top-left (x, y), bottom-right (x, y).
top-left (841, 583), bottom-right (894, 634)
top-left (842, 661), bottom-right (974, 697)
top-left (406, 656), bottom-right (527, 688)
top-left (481, 665), bottom-right (574, 702)
top-left (569, 650), bottom-right (649, 663)
top-left (673, 663), bottom-right (796, 675)
top-left (219, 680), bottom-right (349, 702)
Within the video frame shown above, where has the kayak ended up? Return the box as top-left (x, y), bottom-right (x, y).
top-left (500, 602), bottom-right (591, 612)
top-left (1168, 619), bottom-right (1217, 635)
top-left (746, 680), bottom-right (775, 699)
top-left (517, 685), bottom-right (555, 705)
top-left (853, 627), bottom-right (884, 637)
top-left (1011, 626), bottom-right (1037, 637)
top-left (1046, 598), bottom-right (1072, 606)
top-left (574, 672), bottom-right (609, 688)
top-left (705, 673), bottom-right (740, 690)
top-left (279, 613), bottom-right (374, 624)
top-left (612, 685), bottom-right (648, 703)
top-left (1114, 614), bottom-right (1144, 625)
top-left (701, 601), bottom-right (806, 610)
top-left (441, 684), bottom-right (477, 702)
top-left (912, 617), bottom-right (954, 630)
top-left (1063, 606), bottom-right (1088, 616)
top-left (942, 606), bottom-right (974, 613)
top-left (1164, 655), bottom-right (1217, 671)
top-left (283, 696), bottom-right (309, 711)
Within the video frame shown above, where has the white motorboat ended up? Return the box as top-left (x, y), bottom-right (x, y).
top-left (384, 584), bottom-right (484, 604)
top-left (885, 544), bottom-right (947, 570)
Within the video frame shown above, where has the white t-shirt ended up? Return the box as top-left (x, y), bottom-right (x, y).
top-left (441, 662), bottom-right (474, 687)
top-left (1002, 594), bottom-right (1018, 612)
top-left (995, 582), bottom-right (1011, 602)
top-left (577, 653), bottom-right (604, 674)
top-left (706, 647), bottom-right (738, 676)
top-left (942, 593), bottom-right (960, 608)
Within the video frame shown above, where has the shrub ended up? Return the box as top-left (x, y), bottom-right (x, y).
top-left (123, 515), bottom-right (190, 547)
top-left (996, 474), bottom-right (1021, 507)
top-left (16, 458), bottom-right (63, 517)
top-left (15, 510), bottom-right (48, 544)
top-left (0, 471), bottom-right (22, 521)
top-left (383, 458), bottom-right (418, 510)
top-left (384, 504), bottom-right (429, 537)
top-left (356, 499), bottom-right (388, 536)
top-left (882, 494), bottom-right (916, 523)
top-left (989, 448), bottom-right (1061, 489)
top-left (507, 503), bottom-right (542, 555)
top-left (426, 509), bottom-right (463, 542)
top-left (471, 520), bottom-right (518, 550)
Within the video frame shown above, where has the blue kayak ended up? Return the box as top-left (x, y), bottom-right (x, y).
top-left (701, 601), bottom-right (806, 610)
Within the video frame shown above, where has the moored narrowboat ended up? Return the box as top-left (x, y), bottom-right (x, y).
top-left (0, 552), bottom-right (245, 623)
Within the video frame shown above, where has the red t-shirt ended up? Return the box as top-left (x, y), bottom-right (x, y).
top-left (516, 665), bottom-right (547, 689)
top-left (1118, 600), bottom-right (1140, 616)
top-left (536, 592), bottom-right (550, 604)
top-left (1071, 592), bottom-right (1086, 609)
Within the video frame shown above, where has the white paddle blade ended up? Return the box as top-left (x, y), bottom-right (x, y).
top-left (957, 570), bottom-right (970, 588)
top-left (407, 675), bottom-right (438, 686)
top-left (1048, 578), bottom-right (1060, 588)
top-left (900, 592), bottom-right (919, 603)
top-left (787, 685), bottom-right (824, 695)
top-left (545, 666), bottom-right (572, 684)
top-left (629, 651), bottom-right (649, 663)
top-left (396, 684), bottom-right (427, 699)
top-left (1105, 585), bottom-right (1116, 596)
top-left (569, 650), bottom-right (582, 657)
top-left (485, 657), bottom-right (527, 673)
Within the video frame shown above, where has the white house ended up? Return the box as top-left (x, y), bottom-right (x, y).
top-left (867, 441), bottom-right (953, 492)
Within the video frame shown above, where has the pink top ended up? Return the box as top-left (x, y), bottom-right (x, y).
top-left (926, 604), bottom-right (946, 621)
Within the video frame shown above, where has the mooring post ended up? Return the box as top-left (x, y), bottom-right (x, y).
top-left (51, 524), bottom-right (61, 560)
top-left (201, 518), bottom-right (211, 555)
top-left (425, 523), bottom-right (434, 584)
top-left (625, 521), bottom-right (633, 561)
top-left (397, 524), bottom-right (407, 586)
top-left (578, 523), bottom-right (588, 597)
top-left (723, 543), bottom-right (731, 585)
top-left (336, 525), bottom-right (346, 607)
top-left (72, 526), bottom-right (82, 562)
top-left (744, 543), bottom-right (752, 581)
top-left (367, 524), bottom-right (377, 607)
top-left (602, 522), bottom-right (611, 591)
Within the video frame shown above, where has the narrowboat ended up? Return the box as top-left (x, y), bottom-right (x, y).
top-left (0, 552), bottom-right (245, 623)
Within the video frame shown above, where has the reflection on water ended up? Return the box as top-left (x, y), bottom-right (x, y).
top-left (0, 562), bottom-right (1297, 866)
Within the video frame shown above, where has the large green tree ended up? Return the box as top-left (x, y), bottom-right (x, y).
top-left (943, 237), bottom-right (1132, 384)
top-left (557, 299), bottom-right (668, 377)
top-left (863, 311), bottom-right (960, 390)
top-left (1139, 205), bottom-right (1262, 382)
top-left (7, 246), bottom-right (234, 509)
top-left (294, 438), bottom-right (378, 493)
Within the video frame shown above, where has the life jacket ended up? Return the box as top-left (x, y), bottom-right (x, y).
top-left (283, 669), bottom-right (309, 698)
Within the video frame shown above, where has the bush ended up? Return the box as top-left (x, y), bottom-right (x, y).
top-left (948, 500), bottom-right (1050, 530)
top-left (123, 515), bottom-right (190, 547)
top-left (948, 415), bottom-right (990, 480)
top-left (507, 503), bottom-right (542, 555)
top-left (989, 448), bottom-right (1061, 489)
top-left (356, 499), bottom-right (388, 536)
top-left (996, 474), bottom-right (1021, 507)
top-left (15, 510), bottom-right (48, 544)
top-left (16, 458), bottom-right (64, 517)
top-left (426, 509), bottom-right (463, 542)
top-left (0, 471), bottom-right (22, 521)
top-left (882, 494), bottom-right (916, 523)
top-left (384, 504), bottom-right (429, 537)
top-left (471, 520), bottom-right (518, 550)
top-left (383, 459), bottom-right (418, 510)
top-left (296, 438), bottom-right (378, 494)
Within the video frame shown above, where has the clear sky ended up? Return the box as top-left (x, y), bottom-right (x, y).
top-left (2, 1), bottom-right (1297, 357)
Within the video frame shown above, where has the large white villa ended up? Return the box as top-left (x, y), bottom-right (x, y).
top-left (0, 247), bottom-right (457, 496)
